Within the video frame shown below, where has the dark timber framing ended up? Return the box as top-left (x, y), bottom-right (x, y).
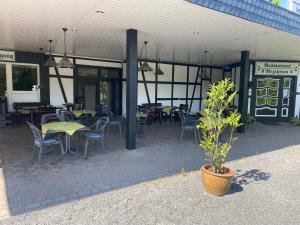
top-left (136, 61), bottom-right (220, 111)
top-left (126, 29), bottom-right (138, 150)
top-left (237, 51), bottom-right (250, 133)
top-left (138, 60), bottom-right (151, 103)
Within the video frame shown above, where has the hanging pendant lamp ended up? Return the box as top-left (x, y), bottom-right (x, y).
top-left (43, 40), bottom-right (57, 67)
top-left (138, 41), bottom-right (153, 72)
top-left (57, 28), bottom-right (74, 69)
top-left (200, 51), bottom-right (209, 79)
top-left (155, 59), bottom-right (164, 75)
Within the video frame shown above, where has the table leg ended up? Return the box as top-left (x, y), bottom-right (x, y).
top-left (30, 110), bottom-right (34, 123)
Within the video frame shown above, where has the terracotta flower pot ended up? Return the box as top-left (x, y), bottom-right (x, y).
top-left (201, 164), bottom-right (235, 197)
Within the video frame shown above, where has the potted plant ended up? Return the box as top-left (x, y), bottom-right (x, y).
top-left (197, 78), bottom-right (241, 197)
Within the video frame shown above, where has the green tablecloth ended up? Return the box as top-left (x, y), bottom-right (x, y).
top-left (72, 110), bottom-right (96, 118)
top-left (42, 122), bottom-right (86, 136)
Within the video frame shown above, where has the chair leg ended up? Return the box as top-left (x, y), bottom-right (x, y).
top-left (180, 129), bottom-right (184, 143)
top-left (84, 138), bottom-right (89, 159)
top-left (37, 146), bottom-right (44, 163)
top-left (101, 138), bottom-right (104, 151)
top-left (32, 144), bottom-right (36, 162)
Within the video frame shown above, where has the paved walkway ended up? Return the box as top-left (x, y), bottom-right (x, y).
top-left (0, 122), bottom-right (299, 224)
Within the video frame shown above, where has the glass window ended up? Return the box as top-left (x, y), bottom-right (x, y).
top-left (256, 88), bottom-right (267, 97)
top-left (267, 79), bottom-right (279, 88)
top-left (78, 67), bottom-right (98, 77)
top-left (0, 64), bottom-right (6, 95)
top-left (283, 89), bottom-right (290, 97)
top-left (282, 97), bottom-right (289, 106)
top-left (267, 98), bottom-right (278, 106)
top-left (283, 79), bottom-right (291, 88)
top-left (257, 79), bottom-right (266, 88)
top-left (12, 65), bottom-right (38, 91)
top-left (256, 97), bottom-right (266, 106)
top-left (99, 68), bottom-right (120, 79)
top-left (268, 89), bottom-right (278, 97)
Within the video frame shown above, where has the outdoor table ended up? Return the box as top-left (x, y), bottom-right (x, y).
top-left (42, 121), bottom-right (89, 159)
top-left (22, 106), bottom-right (39, 123)
top-left (72, 109), bottom-right (96, 118)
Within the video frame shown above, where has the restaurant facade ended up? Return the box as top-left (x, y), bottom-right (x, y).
top-left (1, 0), bottom-right (300, 149)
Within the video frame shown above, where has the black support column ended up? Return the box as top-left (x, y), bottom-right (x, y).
top-left (126, 29), bottom-right (138, 149)
top-left (237, 51), bottom-right (250, 133)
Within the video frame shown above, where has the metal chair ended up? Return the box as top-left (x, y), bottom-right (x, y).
top-left (107, 111), bottom-right (123, 136)
top-left (27, 122), bottom-right (64, 163)
top-left (178, 113), bottom-right (198, 144)
top-left (41, 113), bottom-right (60, 124)
top-left (83, 117), bottom-right (109, 159)
top-left (137, 113), bottom-right (147, 137)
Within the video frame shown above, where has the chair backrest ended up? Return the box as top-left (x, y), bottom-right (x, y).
top-left (96, 117), bottom-right (109, 131)
top-left (41, 113), bottom-right (60, 124)
top-left (59, 110), bottom-right (75, 121)
top-left (27, 122), bottom-right (43, 142)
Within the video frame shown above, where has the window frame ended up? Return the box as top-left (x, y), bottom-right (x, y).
top-left (10, 63), bottom-right (40, 93)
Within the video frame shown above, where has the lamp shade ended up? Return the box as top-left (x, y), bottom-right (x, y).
top-left (43, 56), bottom-right (57, 67)
top-left (155, 67), bottom-right (164, 75)
top-left (138, 62), bottom-right (153, 72)
top-left (57, 56), bottom-right (74, 69)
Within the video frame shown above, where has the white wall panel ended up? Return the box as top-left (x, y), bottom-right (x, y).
top-left (187, 100), bottom-right (200, 113)
top-left (188, 85), bottom-right (200, 98)
top-left (189, 66), bottom-right (199, 82)
top-left (173, 84), bottom-right (186, 99)
top-left (137, 83), bottom-right (155, 105)
top-left (157, 64), bottom-right (172, 82)
top-left (173, 100), bottom-right (187, 107)
top-left (75, 59), bottom-right (122, 68)
top-left (157, 84), bottom-right (172, 98)
top-left (158, 100), bottom-right (172, 106)
top-left (50, 78), bottom-right (73, 107)
top-left (174, 65), bottom-right (187, 82)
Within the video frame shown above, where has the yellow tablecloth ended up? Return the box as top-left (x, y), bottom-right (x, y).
top-left (123, 112), bottom-right (147, 118)
top-left (72, 110), bottom-right (96, 118)
top-left (42, 122), bottom-right (86, 136)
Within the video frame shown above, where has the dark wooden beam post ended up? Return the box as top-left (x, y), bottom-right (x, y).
top-left (126, 29), bottom-right (138, 150)
top-left (237, 51), bottom-right (250, 133)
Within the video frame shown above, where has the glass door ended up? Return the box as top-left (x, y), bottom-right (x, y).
top-left (253, 76), bottom-right (295, 121)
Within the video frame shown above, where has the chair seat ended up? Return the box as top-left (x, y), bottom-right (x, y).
top-left (85, 132), bottom-right (103, 139)
top-left (183, 124), bottom-right (195, 130)
top-left (35, 138), bottom-right (60, 146)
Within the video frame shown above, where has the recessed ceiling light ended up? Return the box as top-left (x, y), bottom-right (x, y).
top-left (96, 10), bottom-right (104, 14)
top-left (71, 28), bottom-right (78, 32)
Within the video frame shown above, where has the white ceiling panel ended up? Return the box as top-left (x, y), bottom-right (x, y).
top-left (0, 0), bottom-right (300, 66)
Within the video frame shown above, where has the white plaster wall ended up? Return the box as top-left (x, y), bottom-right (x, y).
top-left (174, 65), bottom-right (187, 82)
top-left (157, 64), bottom-right (172, 82)
top-left (76, 59), bottom-right (122, 68)
top-left (157, 84), bottom-right (172, 98)
top-left (137, 83), bottom-right (155, 105)
top-left (50, 77), bottom-right (73, 107)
